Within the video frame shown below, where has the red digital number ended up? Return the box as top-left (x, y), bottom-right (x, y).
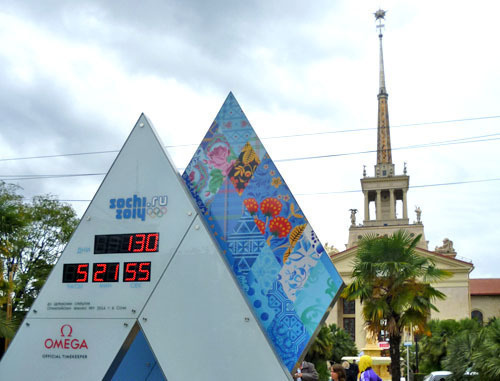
top-left (113, 263), bottom-right (120, 281)
top-left (128, 235), bottom-right (134, 252)
top-left (127, 233), bottom-right (158, 253)
top-left (138, 262), bottom-right (150, 281)
top-left (134, 234), bottom-right (146, 252)
top-left (124, 262), bottom-right (137, 282)
top-left (124, 262), bottom-right (151, 282)
top-left (93, 263), bottom-right (107, 282)
top-left (145, 233), bottom-right (158, 252)
top-left (76, 264), bottom-right (88, 282)
top-left (92, 262), bottom-right (120, 282)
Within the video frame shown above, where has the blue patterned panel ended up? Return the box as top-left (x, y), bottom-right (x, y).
top-left (206, 93), bottom-right (266, 160)
top-left (278, 224), bottom-right (321, 302)
top-left (182, 92), bottom-right (344, 372)
top-left (209, 178), bottom-right (245, 240)
top-left (294, 257), bottom-right (339, 337)
top-left (249, 245), bottom-right (281, 295)
top-left (267, 280), bottom-right (310, 371)
top-left (246, 270), bottom-right (279, 330)
top-left (226, 213), bottom-right (267, 281)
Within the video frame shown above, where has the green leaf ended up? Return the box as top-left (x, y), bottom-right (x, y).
top-left (208, 169), bottom-right (224, 194)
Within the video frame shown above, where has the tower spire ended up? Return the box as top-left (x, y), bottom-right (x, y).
top-left (353, 10), bottom-right (416, 246)
top-left (374, 9), bottom-right (393, 176)
top-left (377, 12), bottom-right (387, 95)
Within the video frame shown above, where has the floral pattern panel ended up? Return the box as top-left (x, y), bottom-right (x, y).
top-left (182, 92), bottom-right (344, 372)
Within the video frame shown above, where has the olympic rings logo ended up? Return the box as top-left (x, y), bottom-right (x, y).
top-left (147, 206), bottom-right (168, 218)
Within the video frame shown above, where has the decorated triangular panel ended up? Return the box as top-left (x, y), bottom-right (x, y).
top-left (183, 93), bottom-right (345, 370)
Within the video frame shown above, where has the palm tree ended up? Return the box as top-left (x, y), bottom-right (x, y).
top-left (472, 318), bottom-right (500, 381)
top-left (305, 325), bottom-right (334, 381)
top-left (442, 321), bottom-right (481, 380)
top-left (419, 319), bottom-right (462, 374)
top-left (329, 323), bottom-right (358, 363)
top-left (341, 230), bottom-right (451, 381)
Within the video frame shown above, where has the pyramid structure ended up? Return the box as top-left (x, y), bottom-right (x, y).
top-left (0, 115), bottom-right (291, 380)
top-left (182, 93), bottom-right (344, 370)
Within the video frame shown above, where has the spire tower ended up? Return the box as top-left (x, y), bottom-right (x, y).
top-left (345, 9), bottom-right (427, 250)
top-left (374, 9), bottom-right (394, 177)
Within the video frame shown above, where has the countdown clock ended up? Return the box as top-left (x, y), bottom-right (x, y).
top-left (23, 114), bottom-right (198, 320)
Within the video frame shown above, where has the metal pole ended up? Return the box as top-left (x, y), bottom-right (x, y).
top-left (407, 346), bottom-right (410, 381)
top-left (415, 335), bottom-right (419, 374)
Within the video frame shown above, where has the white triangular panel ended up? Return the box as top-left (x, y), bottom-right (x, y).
top-left (26, 114), bottom-right (197, 320)
top-left (139, 215), bottom-right (290, 381)
top-left (0, 115), bottom-right (195, 379)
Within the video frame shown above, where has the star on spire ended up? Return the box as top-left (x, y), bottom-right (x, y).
top-left (375, 9), bottom-right (387, 37)
top-left (374, 9), bottom-right (387, 20)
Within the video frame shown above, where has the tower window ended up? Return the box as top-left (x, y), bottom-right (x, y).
top-left (343, 318), bottom-right (355, 341)
top-left (382, 170), bottom-right (387, 176)
top-left (343, 298), bottom-right (355, 314)
top-left (472, 310), bottom-right (483, 324)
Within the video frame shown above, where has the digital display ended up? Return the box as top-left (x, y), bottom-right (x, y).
top-left (63, 263), bottom-right (89, 283)
top-left (92, 262), bottom-right (120, 282)
top-left (94, 233), bottom-right (159, 254)
top-left (63, 262), bottom-right (151, 283)
top-left (123, 262), bottom-right (151, 282)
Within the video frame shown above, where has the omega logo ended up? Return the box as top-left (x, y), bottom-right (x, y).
top-left (60, 324), bottom-right (72, 337)
top-left (44, 324), bottom-right (88, 350)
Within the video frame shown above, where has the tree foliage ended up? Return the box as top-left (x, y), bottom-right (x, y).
top-left (0, 181), bottom-right (78, 329)
top-left (341, 230), bottom-right (451, 381)
top-left (418, 318), bottom-right (500, 380)
top-left (329, 323), bottom-right (358, 363)
top-left (306, 325), bottom-right (334, 381)
top-left (418, 319), bottom-right (463, 374)
top-left (305, 323), bottom-right (358, 381)
top-left (442, 319), bottom-right (482, 381)
top-left (0, 182), bottom-right (26, 338)
top-left (472, 318), bottom-right (500, 381)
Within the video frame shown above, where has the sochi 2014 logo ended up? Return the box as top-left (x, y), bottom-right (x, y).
top-left (109, 194), bottom-right (168, 221)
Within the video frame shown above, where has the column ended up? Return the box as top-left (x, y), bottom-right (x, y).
top-left (389, 189), bottom-right (395, 220)
top-left (364, 191), bottom-right (370, 221)
top-left (403, 189), bottom-right (408, 219)
top-left (376, 190), bottom-right (382, 220)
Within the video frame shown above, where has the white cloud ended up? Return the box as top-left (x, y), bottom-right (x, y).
top-left (1, 1), bottom-right (499, 278)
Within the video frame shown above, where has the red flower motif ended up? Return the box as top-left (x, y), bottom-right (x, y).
top-left (254, 218), bottom-right (266, 235)
top-left (244, 198), bottom-right (259, 215)
top-left (269, 217), bottom-right (292, 238)
top-left (260, 197), bottom-right (282, 217)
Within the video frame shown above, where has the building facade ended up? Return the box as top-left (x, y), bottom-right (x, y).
top-left (470, 278), bottom-right (500, 323)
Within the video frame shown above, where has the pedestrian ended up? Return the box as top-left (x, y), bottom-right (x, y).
top-left (342, 360), bottom-right (358, 381)
top-left (293, 361), bottom-right (319, 381)
top-left (330, 363), bottom-right (346, 381)
top-left (358, 355), bottom-right (382, 381)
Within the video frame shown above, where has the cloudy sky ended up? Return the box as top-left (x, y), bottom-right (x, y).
top-left (1, 0), bottom-right (499, 278)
